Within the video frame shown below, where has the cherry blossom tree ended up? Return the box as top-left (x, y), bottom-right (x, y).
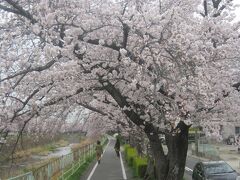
top-left (0, 0), bottom-right (240, 179)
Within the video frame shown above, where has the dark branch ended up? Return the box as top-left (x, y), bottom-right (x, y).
top-left (101, 80), bottom-right (163, 135)
top-left (5, 0), bottom-right (37, 23)
top-left (44, 86), bottom-right (103, 107)
top-left (0, 60), bottom-right (56, 82)
top-left (212, 0), bottom-right (221, 9)
top-left (78, 37), bottom-right (121, 51)
top-left (76, 101), bottom-right (107, 116)
top-left (203, 0), bottom-right (208, 17)
top-left (10, 114), bottom-right (35, 162)
top-left (0, 4), bottom-right (21, 14)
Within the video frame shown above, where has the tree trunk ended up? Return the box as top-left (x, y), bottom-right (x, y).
top-left (147, 121), bottom-right (190, 180)
top-left (103, 82), bottom-right (190, 179)
top-left (165, 133), bottom-right (189, 180)
top-left (144, 156), bottom-right (156, 180)
top-left (147, 133), bottom-right (168, 180)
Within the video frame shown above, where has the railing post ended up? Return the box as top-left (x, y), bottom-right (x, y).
top-left (91, 144), bottom-right (93, 156)
top-left (60, 156), bottom-right (64, 180)
top-left (79, 148), bottom-right (81, 165)
top-left (89, 144), bottom-right (91, 157)
top-left (71, 159), bottom-right (74, 176)
top-left (47, 163), bottom-right (52, 180)
top-left (88, 144), bottom-right (90, 157)
top-left (89, 144), bottom-right (90, 157)
top-left (87, 145), bottom-right (89, 159)
top-left (92, 143), bottom-right (94, 156)
top-left (83, 146), bottom-right (86, 163)
top-left (78, 148), bottom-right (81, 167)
top-left (86, 145), bottom-right (88, 158)
top-left (89, 144), bottom-right (92, 157)
top-left (30, 172), bottom-right (34, 180)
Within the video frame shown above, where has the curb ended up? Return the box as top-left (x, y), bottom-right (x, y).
top-left (187, 154), bottom-right (209, 162)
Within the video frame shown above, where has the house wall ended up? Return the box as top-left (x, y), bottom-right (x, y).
top-left (222, 123), bottom-right (240, 139)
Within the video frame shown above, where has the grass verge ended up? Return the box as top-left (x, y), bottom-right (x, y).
top-left (67, 155), bottom-right (95, 180)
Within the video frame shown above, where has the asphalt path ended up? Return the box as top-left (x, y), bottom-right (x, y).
top-left (83, 141), bottom-right (229, 180)
top-left (84, 141), bottom-right (202, 180)
top-left (86, 139), bottom-right (127, 180)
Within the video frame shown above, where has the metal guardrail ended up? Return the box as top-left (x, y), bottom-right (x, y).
top-left (6, 137), bottom-right (107, 180)
top-left (59, 144), bottom-right (95, 180)
top-left (7, 172), bottom-right (34, 180)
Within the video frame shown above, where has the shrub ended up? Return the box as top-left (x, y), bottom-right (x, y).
top-left (126, 148), bottom-right (137, 166)
top-left (123, 144), bottom-right (131, 156)
top-left (133, 156), bottom-right (148, 178)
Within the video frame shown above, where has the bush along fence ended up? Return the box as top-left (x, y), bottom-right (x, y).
top-left (7, 137), bottom-right (108, 180)
top-left (124, 144), bottom-right (148, 179)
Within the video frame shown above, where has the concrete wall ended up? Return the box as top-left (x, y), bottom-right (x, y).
top-left (222, 123), bottom-right (240, 139)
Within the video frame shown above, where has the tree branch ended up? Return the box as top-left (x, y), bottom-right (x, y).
top-left (10, 113), bottom-right (35, 162)
top-left (76, 101), bottom-right (107, 116)
top-left (5, 0), bottom-right (37, 23)
top-left (203, 0), bottom-right (208, 17)
top-left (44, 86), bottom-right (103, 107)
top-left (0, 60), bottom-right (56, 83)
top-left (0, 4), bottom-right (21, 14)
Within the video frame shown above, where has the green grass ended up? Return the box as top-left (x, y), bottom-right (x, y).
top-left (65, 155), bottom-right (95, 180)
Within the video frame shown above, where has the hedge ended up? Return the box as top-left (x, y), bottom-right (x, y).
top-left (123, 144), bottom-right (187, 180)
top-left (123, 145), bottom-right (148, 178)
top-left (133, 156), bottom-right (148, 178)
top-left (125, 147), bottom-right (137, 166)
top-left (124, 144), bottom-right (131, 155)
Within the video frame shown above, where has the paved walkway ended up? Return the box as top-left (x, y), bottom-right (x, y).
top-left (86, 139), bottom-right (127, 180)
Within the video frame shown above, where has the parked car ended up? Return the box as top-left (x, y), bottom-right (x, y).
top-left (192, 161), bottom-right (240, 180)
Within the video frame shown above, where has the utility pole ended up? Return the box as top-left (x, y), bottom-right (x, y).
top-left (194, 128), bottom-right (199, 156)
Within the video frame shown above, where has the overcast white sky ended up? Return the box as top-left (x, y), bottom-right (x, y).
top-left (234, 2), bottom-right (240, 21)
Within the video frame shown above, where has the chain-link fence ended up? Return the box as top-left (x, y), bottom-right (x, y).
top-left (191, 137), bottom-right (220, 160)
